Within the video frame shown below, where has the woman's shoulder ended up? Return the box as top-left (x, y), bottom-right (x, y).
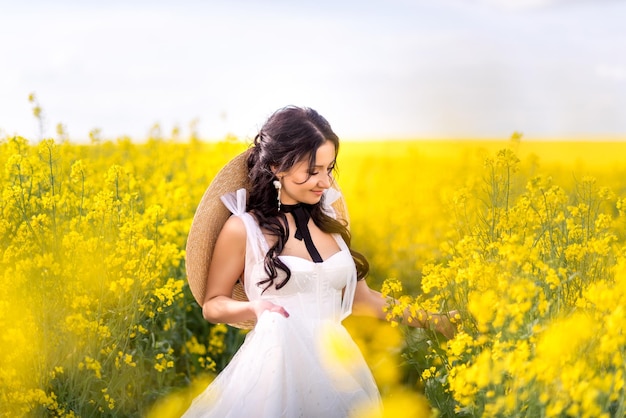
top-left (220, 214), bottom-right (247, 243)
top-left (224, 211), bottom-right (272, 255)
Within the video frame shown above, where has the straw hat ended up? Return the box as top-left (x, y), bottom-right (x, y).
top-left (186, 149), bottom-right (350, 329)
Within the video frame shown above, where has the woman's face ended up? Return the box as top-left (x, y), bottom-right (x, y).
top-left (276, 140), bottom-right (336, 205)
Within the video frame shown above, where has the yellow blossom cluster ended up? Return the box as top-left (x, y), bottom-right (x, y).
top-left (376, 138), bottom-right (626, 417)
top-left (0, 135), bottom-right (246, 416)
top-left (3, 129), bottom-right (626, 417)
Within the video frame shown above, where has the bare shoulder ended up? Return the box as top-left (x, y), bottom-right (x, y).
top-left (206, 215), bottom-right (247, 301)
top-left (209, 215), bottom-right (247, 274)
top-left (218, 215), bottom-right (247, 245)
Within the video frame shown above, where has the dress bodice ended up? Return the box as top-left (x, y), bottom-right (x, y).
top-left (220, 188), bottom-right (357, 322)
top-left (255, 250), bottom-right (354, 323)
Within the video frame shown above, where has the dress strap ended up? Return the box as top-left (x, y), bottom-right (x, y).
top-left (335, 235), bottom-right (356, 321)
top-left (322, 188), bottom-right (341, 219)
top-left (341, 273), bottom-right (356, 321)
top-left (220, 188), bottom-right (247, 216)
top-left (325, 188), bottom-right (355, 320)
top-left (220, 188), bottom-right (269, 255)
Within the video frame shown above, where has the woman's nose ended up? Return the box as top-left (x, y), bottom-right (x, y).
top-left (318, 173), bottom-right (332, 188)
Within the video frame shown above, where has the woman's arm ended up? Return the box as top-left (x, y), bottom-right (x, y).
top-left (202, 216), bottom-right (289, 324)
top-left (352, 279), bottom-right (457, 339)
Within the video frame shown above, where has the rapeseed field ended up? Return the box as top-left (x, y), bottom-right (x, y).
top-left (1, 132), bottom-right (625, 417)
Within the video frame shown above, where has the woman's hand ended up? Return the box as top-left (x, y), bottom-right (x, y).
top-left (430, 311), bottom-right (459, 340)
top-left (251, 300), bottom-right (290, 319)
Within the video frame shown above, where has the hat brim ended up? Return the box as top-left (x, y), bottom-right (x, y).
top-left (185, 149), bottom-right (349, 328)
top-left (186, 150), bottom-right (250, 307)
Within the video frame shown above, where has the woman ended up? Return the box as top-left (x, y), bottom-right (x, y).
top-left (183, 106), bottom-right (455, 417)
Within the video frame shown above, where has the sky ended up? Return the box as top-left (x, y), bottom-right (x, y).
top-left (1, 0), bottom-right (625, 142)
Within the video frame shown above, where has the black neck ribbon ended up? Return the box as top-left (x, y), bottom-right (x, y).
top-left (281, 203), bottom-right (323, 263)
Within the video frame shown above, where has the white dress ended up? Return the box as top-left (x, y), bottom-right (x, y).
top-left (182, 189), bottom-right (382, 418)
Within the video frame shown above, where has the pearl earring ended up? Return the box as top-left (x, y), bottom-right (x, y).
top-left (273, 179), bottom-right (282, 211)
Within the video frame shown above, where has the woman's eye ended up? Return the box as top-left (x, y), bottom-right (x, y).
top-left (309, 165), bottom-right (334, 176)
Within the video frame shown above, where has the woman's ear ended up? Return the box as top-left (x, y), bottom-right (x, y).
top-left (271, 165), bottom-right (286, 178)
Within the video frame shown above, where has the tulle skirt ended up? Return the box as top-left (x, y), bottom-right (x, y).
top-left (182, 311), bottom-right (381, 418)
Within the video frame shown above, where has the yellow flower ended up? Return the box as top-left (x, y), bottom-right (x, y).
top-left (467, 289), bottom-right (497, 333)
top-left (78, 356), bottom-right (102, 379)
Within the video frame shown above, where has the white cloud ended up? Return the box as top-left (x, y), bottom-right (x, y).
top-left (1, 0), bottom-right (625, 140)
top-left (458, 0), bottom-right (617, 12)
top-left (596, 65), bottom-right (626, 82)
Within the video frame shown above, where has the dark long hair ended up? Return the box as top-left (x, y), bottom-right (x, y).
top-left (246, 106), bottom-right (369, 292)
